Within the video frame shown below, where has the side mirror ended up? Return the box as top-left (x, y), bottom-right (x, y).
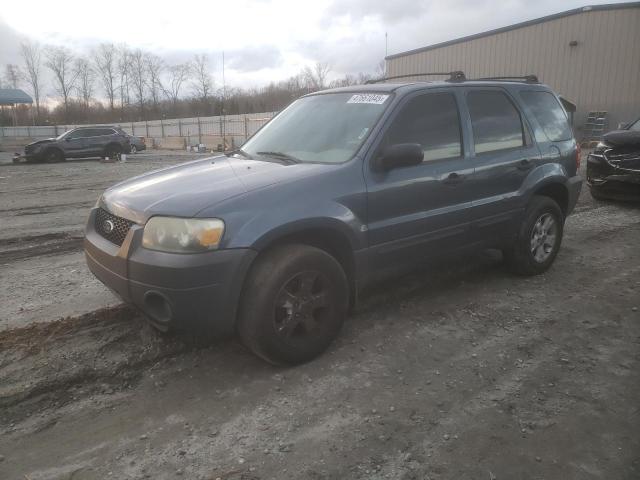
top-left (375, 143), bottom-right (424, 171)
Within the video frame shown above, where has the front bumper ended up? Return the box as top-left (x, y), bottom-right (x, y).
top-left (587, 153), bottom-right (640, 201)
top-left (84, 208), bottom-right (257, 334)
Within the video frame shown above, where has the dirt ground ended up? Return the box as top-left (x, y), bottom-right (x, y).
top-left (0, 152), bottom-right (639, 480)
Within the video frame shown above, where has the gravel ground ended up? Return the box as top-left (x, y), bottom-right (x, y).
top-left (0, 151), bottom-right (209, 331)
top-left (0, 152), bottom-right (639, 480)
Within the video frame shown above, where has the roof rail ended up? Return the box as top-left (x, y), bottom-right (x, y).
top-left (365, 71), bottom-right (466, 84)
top-left (473, 75), bottom-right (539, 83)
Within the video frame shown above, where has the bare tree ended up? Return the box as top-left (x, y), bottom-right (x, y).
top-left (117, 45), bottom-right (131, 115)
top-left (93, 43), bottom-right (117, 111)
top-left (375, 59), bottom-right (386, 79)
top-left (192, 54), bottom-right (214, 102)
top-left (302, 61), bottom-right (331, 90)
top-left (74, 57), bottom-right (94, 111)
top-left (162, 63), bottom-right (191, 111)
top-left (4, 64), bottom-right (21, 88)
top-left (20, 42), bottom-right (43, 120)
top-left (45, 46), bottom-right (79, 122)
top-left (129, 49), bottom-right (147, 119)
top-left (145, 53), bottom-right (164, 112)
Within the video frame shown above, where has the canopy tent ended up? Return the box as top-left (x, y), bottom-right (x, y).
top-left (0, 89), bottom-right (33, 126)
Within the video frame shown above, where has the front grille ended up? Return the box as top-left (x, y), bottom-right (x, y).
top-left (95, 208), bottom-right (134, 246)
top-left (605, 149), bottom-right (640, 172)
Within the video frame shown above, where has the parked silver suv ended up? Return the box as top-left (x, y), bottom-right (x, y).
top-left (23, 126), bottom-right (131, 162)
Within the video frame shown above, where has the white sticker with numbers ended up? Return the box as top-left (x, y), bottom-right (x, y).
top-left (347, 94), bottom-right (389, 104)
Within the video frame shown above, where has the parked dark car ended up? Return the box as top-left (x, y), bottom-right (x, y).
top-left (587, 117), bottom-right (640, 201)
top-left (23, 126), bottom-right (131, 162)
top-left (85, 77), bottom-right (582, 364)
top-left (128, 135), bottom-right (146, 153)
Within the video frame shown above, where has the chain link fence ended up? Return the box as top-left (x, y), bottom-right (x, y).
top-left (0, 112), bottom-right (278, 148)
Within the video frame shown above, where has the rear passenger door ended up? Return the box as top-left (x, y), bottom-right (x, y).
top-left (83, 128), bottom-right (111, 156)
top-left (462, 88), bottom-right (541, 240)
top-left (364, 90), bottom-right (475, 270)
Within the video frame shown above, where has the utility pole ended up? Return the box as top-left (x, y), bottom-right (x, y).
top-left (222, 51), bottom-right (226, 151)
top-left (385, 32), bottom-right (388, 58)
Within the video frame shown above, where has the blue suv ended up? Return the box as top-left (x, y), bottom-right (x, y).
top-left (85, 75), bottom-right (582, 364)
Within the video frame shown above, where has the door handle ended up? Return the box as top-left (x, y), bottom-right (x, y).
top-left (517, 159), bottom-right (533, 170)
top-left (442, 172), bottom-right (465, 185)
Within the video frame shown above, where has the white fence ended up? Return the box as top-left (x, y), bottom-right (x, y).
top-left (0, 112), bottom-right (278, 145)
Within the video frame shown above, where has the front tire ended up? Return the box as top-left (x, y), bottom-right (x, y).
top-left (237, 244), bottom-right (349, 365)
top-left (504, 196), bottom-right (564, 276)
top-left (43, 149), bottom-right (64, 163)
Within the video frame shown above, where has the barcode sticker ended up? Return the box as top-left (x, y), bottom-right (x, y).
top-left (347, 94), bottom-right (389, 104)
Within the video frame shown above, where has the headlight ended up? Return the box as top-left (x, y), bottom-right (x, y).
top-left (142, 217), bottom-right (225, 253)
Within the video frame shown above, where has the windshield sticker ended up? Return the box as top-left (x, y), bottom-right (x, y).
top-left (347, 94), bottom-right (389, 105)
top-left (357, 127), bottom-right (369, 140)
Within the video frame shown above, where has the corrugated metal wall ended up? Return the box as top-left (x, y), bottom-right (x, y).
top-left (386, 6), bottom-right (640, 134)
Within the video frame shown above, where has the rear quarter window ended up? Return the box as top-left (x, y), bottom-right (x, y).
top-left (520, 91), bottom-right (572, 142)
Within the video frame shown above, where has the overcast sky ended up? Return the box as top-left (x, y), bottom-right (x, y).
top-left (1, 0), bottom-right (635, 92)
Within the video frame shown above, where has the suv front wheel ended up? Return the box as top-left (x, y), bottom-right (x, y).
top-left (504, 195), bottom-right (564, 276)
top-left (237, 244), bottom-right (349, 365)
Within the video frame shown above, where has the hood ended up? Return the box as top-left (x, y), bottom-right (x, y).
top-left (101, 155), bottom-right (330, 223)
top-left (602, 129), bottom-right (640, 148)
top-left (26, 138), bottom-right (56, 147)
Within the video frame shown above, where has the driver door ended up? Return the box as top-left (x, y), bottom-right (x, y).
top-left (364, 90), bottom-right (475, 271)
top-left (63, 129), bottom-right (88, 156)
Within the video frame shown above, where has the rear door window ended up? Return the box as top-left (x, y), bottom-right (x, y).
top-left (467, 91), bottom-right (525, 154)
top-left (520, 91), bottom-right (572, 141)
top-left (386, 92), bottom-right (462, 161)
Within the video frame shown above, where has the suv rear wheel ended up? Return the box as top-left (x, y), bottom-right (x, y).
top-left (504, 195), bottom-right (564, 275)
top-left (237, 244), bottom-right (349, 365)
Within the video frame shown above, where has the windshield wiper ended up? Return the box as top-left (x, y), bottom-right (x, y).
top-left (226, 148), bottom-right (252, 159)
top-left (256, 151), bottom-right (301, 164)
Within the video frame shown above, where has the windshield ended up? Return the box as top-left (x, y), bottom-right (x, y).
top-left (56, 130), bottom-right (70, 141)
top-left (241, 92), bottom-right (392, 163)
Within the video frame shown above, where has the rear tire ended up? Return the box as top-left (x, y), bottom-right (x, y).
top-left (104, 144), bottom-right (123, 160)
top-left (503, 195), bottom-right (564, 276)
top-left (237, 244), bottom-right (349, 365)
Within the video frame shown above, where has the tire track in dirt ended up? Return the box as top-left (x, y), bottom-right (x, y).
top-left (0, 232), bottom-right (85, 264)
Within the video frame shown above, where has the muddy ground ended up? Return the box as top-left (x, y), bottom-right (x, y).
top-left (0, 152), bottom-right (639, 480)
top-left (0, 151), bottom-right (208, 331)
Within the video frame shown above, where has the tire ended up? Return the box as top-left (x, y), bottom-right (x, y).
top-left (237, 244), bottom-right (349, 365)
top-left (130, 145), bottom-right (137, 154)
top-left (104, 143), bottom-right (123, 159)
top-left (42, 148), bottom-right (64, 163)
top-left (589, 186), bottom-right (608, 201)
top-left (503, 195), bottom-right (564, 276)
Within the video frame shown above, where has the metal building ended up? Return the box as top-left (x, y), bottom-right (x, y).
top-left (385, 2), bottom-right (640, 136)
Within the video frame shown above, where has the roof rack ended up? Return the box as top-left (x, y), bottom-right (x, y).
top-left (365, 71), bottom-right (466, 84)
top-left (473, 75), bottom-right (539, 83)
